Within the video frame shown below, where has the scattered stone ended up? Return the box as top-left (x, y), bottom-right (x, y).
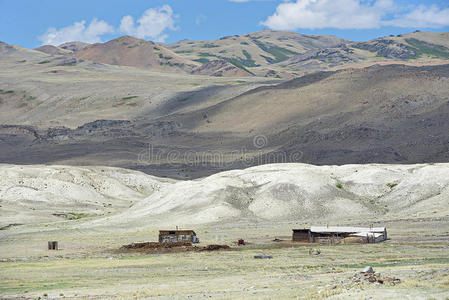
top-left (309, 248), bottom-right (321, 255)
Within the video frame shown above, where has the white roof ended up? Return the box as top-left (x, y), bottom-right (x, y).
top-left (351, 232), bottom-right (384, 238)
top-left (310, 226), bottom-right (386, 233)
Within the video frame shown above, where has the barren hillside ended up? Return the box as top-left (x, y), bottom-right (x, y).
top-left (1, 163), bottom-right (448, 230)
top-left (72, 36), bottom-right (200, 73)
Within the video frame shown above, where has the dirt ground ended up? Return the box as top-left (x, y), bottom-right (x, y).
top-left (0, 217), bottom-right (448, 299)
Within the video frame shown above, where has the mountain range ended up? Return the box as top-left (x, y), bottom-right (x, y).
top-left (32, 30), bottom-right (449, 77)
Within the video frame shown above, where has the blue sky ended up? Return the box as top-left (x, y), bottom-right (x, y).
top-left (1, 0), bottom-right (449, 48)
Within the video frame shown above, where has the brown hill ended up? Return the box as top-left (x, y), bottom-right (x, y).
top-left (72, 36), bottom-right (200, 73)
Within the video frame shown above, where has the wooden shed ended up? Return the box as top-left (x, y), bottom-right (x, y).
top-left (292, 226), bottom-right (387, 244)
top-left (159, 230), bottom-right (199, 243)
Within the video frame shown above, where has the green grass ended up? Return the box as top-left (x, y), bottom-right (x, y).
top-left (198, 52), bottom-right (214, 57)
top-left (405, 38), bottom-right (449, 59)
top-left (195, 52), bottom-right (256, 74)
top-left (174, 50), bottom-right (193, 54)
top-left (336, 183), bottom-right (343, 189)
top-left (201, 43), bottom-right (220, 48)
top-left (252, 40), bottom-right (299, 63)
top-left (193, 58), bottom-right (210, 64)
top-left (240, 50), bottom-right (258, 67)
top-left (220, 57), bottom-right (255, 75)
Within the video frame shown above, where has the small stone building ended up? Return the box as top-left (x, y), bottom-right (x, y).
top-left (292, 226), bottom-right (387, 244)
top-left (159, 230), bottom-right (199, 243)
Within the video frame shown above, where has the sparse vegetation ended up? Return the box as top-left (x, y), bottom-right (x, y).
top-left (121, 96), bottom-right (138, 101)
top-left (174, 50), bottom-right (193, 54)
top-left (336, 183), bottom-right (343, 189)
top-left (386, 182), bottom-right (398, 189)
top-left (0, 89), bottom-right (14, 94)
top-left (66, 212), bottom-right (88, 220)
top-left (201, 43), bottom-right (219, 48)
top-left (198, 52), bottom-right (213, 57)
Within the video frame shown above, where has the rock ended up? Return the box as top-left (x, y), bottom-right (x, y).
top-left (254, 254), bottom-right (273, 259)
top-left (309, 248), bottom-right (321, 255)
top-left (363, 266), bottom-right (374, 273)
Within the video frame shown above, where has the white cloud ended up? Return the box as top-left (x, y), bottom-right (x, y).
top-left (119, 5), bottom-right (177, 42)
top-left (262, 0), bottom-right (449, 30)
top-left (38, 18), bottom-right (114, 45)
top-left (262, 0), bottom-right (394, 30)
top-left (384, 4), bottom-right (449, 28)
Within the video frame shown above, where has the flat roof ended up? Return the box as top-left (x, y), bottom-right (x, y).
top-left (293, 227), bottom-right (386, 233)
top-left (159, 230), bottom-right (196, 235)
top-left (311, 226), bottom-right (386, 233)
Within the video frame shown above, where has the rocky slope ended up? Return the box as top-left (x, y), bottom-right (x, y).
top-left (58, 41), bottom-right (90, 52)
top-left (34, 45), bottom-right (72, 56)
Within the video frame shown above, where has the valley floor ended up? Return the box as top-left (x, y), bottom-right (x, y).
top-left (1, 218), bottom-right (448, 299)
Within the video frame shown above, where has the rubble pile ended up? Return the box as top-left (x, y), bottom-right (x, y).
top-left (120, 242), bottom-right (231, 254)
top-left (352, 266), bottom-right (401, 285)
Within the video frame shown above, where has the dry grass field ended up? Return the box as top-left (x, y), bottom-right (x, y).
top-left (1, 219), bottom-right (449, 299)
